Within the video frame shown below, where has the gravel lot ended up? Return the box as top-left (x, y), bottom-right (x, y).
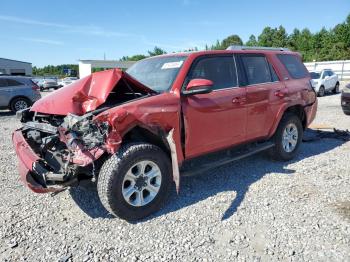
top-left (0, 86), bottom-right (350, 261)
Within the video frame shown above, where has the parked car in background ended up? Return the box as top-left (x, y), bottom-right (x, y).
top-left (37, 77), bottom-right (59, 91)
top-left (13, 46), bottom-right (317, 221)
top-left (310, 69), bottom-right (339, 97)
top-left (341, 83), bottom-right (350, 115)
top-left (0, 76), bottom-right (41, 112)
top-left (58, 77), bottom-right (78, 88)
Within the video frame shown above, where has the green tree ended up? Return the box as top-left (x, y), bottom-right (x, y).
top-left (258, 26), bottom-right (275, 46)
top-left (220, 34), bottom-right (243, 49)
top-left (120, 54), bottom-right (147, 61)
top-left (246, 35), bottom-right (258, 46)
top-left (148, 46), bottom-right (167, 56)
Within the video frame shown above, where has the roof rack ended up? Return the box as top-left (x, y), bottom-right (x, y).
top-left (226, 45), bottom-right (290, 51)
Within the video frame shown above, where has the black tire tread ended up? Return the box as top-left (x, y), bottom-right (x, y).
top-left (10, 97), bottom-right (30, 112)
top-left (269, 113), bottom-right (303, 161)
top-left (318, 85), bottom-right (325, 97)
top-left (97, 142), bottom-right (171, 221)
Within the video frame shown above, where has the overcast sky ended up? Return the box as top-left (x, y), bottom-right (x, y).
top-left (1, 0), bottom-right (349, 67)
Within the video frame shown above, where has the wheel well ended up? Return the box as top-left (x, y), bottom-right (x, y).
top-left (122, 126), bottom-right (170, 156)
top-left (8, 96), bottom-right (30, 108)
top-left (284, 105), bottom-right (307, 129)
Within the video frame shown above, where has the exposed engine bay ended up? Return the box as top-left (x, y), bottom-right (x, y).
top-left (16, 72), bottom-right (153, 189)
top-left (18, 108), bottom-right (110, 188)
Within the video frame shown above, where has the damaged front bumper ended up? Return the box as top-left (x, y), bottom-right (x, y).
top-left (12, 129), bottom-right (69, 193)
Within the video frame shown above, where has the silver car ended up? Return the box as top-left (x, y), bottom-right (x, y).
top-left (38, 78), bottom-right (59, 91)
top-left (0, 76), bottom-right (41, 112)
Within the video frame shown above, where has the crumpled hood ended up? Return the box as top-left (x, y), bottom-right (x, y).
top-left (31, 68), bottom-right (155, 115)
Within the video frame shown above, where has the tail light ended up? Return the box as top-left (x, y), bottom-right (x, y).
top-left (30, 80), bottom-right (40, 91)
top-left (32, 84), bottom-right (40, 91)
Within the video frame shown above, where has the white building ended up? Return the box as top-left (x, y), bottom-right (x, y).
top-left (79, 60), bottom-right (135, 78)
top-left (0, 58), bottom-right (32, 76)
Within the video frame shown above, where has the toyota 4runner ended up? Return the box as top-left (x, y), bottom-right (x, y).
top-left (13, 46), bottom-right (317, 221)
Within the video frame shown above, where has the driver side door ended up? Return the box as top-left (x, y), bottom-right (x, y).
top-left (181, 55), bottom-right (247, 159)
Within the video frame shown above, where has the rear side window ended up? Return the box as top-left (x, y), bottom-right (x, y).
top-left (277, 54), bottom-right (308, 79)
top-left (188, 56), bottom-right (237, 90)
top-left (326, 70), bottom-right (334, 76)
top-left (0, 79), bottom-right (7, 87)
top-left (7, 79), bottom-right (23, 86)
top-left (241, 55), bottom-right (272, 85)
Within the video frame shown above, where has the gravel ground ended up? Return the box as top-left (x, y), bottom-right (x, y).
top-left (0, 86), bottom-right (350, 261)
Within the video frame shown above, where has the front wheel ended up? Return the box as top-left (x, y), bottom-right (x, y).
top-left (333, 82), bottom-right (339, 94)
top-left (10, 97), bottom-right (30, 112)
top-left (269, 113), bottom-right (303, 161)
top-left (97, 143), bottom-right (172, 221)
top-left (318, 86), bottom-right (325, 97)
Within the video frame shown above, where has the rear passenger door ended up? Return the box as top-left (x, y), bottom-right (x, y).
top-left (237, 54), bottom-right (285, 141)
top-left (322, 71), bottom-right (332, 90)
top-left (0, 79), bottom-right (9, 107)
top-left (327, 71), bottom-right (337, 89)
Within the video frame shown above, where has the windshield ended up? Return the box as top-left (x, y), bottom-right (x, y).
top-left (126, 56), bottom-right (187, 92)
top-left (310, 72), bottom-right (320, 79)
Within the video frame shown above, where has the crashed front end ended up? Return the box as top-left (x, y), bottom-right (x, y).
top-left (12, 68), bottom-right (155, 193)
top-left (12, 108), bottom-right (116, 193)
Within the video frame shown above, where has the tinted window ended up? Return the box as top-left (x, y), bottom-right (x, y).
top-left (0, 79), bottom-right (7, 87)
top-left (188, 56), bottom-right (237, 90)
top-left (310, 72), bottom-right (321, 79)
top-left (326, 70), bottom-right (333, 76)
top-left (277, 54), bottom-right (308, 79)
top-left (7, 79), bottom-right (23, 86)
top-left (269, 63), bottom-right (279, 82)
top-left (241, 55), bottom-right (272, 85)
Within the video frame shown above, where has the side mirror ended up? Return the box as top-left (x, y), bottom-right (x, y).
top-left (182, 79), bottom-right (213, 96)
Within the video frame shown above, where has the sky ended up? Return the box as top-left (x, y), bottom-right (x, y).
top-left (0, 0), bottom-right (349, 67)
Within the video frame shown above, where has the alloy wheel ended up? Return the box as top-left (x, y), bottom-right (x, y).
top-left (122, 160), bottom-right (162, 207)
top-left (282, 123), bottom-right (298, 153)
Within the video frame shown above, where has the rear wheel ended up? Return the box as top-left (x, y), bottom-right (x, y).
top-left (10, 97), bottom-right (30, 112)
top-left (97, 143), bottom-right (172, 221)
top-left (269, 113), bottom-right (303, 161)
top-left (318, 86), bottom-right (325, 97)
top-left (333, 82), bottom-right (339, 94)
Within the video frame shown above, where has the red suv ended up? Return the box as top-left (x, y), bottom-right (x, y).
top-left (13, 46), bottom-right (317, 221)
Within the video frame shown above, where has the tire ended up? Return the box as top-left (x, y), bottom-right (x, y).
top-left (97, 143), bottom-right (172, 221)
top-left (269, 113), bottom-right (303, 161)
top-left (10, 97), bottom-right (30, 112)
top-left (318, 86), bottom-right (325, 97)
top-left (333, 82), bottom-right (340, 94)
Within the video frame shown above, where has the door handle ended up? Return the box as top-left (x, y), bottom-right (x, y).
top-left (232, 97), bottom-right (246, 104)
top-left (232, 97), bottom-right (239, 103)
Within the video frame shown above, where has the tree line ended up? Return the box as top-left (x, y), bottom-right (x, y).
top-left (33, 14), bottom-right (350, 76)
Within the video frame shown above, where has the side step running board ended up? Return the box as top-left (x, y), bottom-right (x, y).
top-left (181, 141), bottom-right (275, 177)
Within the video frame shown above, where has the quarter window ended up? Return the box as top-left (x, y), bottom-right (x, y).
top-left (7, 79), bottom-right (23, 86)
top-left (269, 63), bottom-right (279, 82)
top-left (241, 55), bottom-right (272, 85)
top-left (187, 56), bottom-right (237, 90)
top-left (277, 54), bottom-right (308, 79)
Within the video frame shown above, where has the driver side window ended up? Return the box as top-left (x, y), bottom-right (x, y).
top-left (187, 56), bottom-right (238, 90)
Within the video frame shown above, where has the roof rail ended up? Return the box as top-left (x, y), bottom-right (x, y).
top-left (226, 45), bottom-right (290, 51)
